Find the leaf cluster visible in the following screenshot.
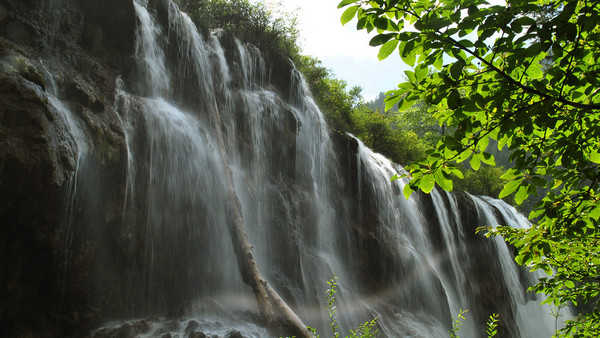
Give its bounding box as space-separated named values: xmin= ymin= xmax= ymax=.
xmin=449 ymin=309 xmax=468 ymax=338
xmin=449 ymin=311 xmax=500 ymax=337
xmin=485 ymin=313 xmax=499 ymax=338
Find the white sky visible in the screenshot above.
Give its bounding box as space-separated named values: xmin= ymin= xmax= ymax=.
xmin=267 ymin=0 xmax=506 ymax=101
xmin=268 ymin=0 xmax=411 ymax=101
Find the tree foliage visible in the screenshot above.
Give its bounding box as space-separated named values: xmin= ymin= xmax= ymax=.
xmin=175 ymin=0 xmax=300 ymax=57
xmin=455 ymin=165 xmax=505 ymax=197
xmin=338 ymin=0 xmax=600 ymax=335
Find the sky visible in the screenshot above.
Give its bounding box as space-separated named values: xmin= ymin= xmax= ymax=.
xmin=268 ymin=0 xmax=411 ymax=101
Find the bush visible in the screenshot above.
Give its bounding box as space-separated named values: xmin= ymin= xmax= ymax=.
xmin=175 ymin=0 xmax=300 ymax=58
xmin=455 ymin=166 xmax=505 ymax=198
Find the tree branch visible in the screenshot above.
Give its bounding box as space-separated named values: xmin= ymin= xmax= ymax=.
xmin=443 ymin=35 xmax=600 ymax=110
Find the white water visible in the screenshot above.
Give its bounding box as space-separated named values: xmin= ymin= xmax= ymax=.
xmin=354 ymin=137 xmax=464 ymax=336
xmin=134 ymin=0 xmax=170 ymax=97
xmin=472 ymin=195 xmax=572 ymax=337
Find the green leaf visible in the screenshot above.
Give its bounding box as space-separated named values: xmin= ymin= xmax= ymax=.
xmin=498 ymin=135 xmax=510 ymax=150
xmin=447 ymin=90 xmax=461 ymax=109
xmin=433 ymin=53 xmax=443 ymax=70
xmin=356 ymin=16 xmax=367 ymax=29
xmin=378 ymin=39 xmax=399 ymax=60
xmin=478 ymin=137 xmax=489 ymax=153
xmin=403 ymin=183 xmax=414 ymax=200
xmin=470 ymin=153 xmax=481 ymax=171
xmin=420 ymin=174 xmax=436 ymax=193
xmin=399 ymin=40 xmax=417 ymax=66
xmin=385 ymin=94 xmax=402 ymax=111
xmin=369 ymin=33 xmax=396 ymax=46
xmin=499 ymin=179 xmax=523 ymax=199
xmin=449 ymin=168 xmax=464 ymax=179
xmin=341 ymin=6 xmax=359 ymax=25
xmin=512 ymin=17 xmax=536 ymax=27
xmin=561 ymin=22 xmax=577 ymax=41
xmin=450 ymin=59 xmax=465 ymax=80
xmin=589 ymin=151 xmax=600 ymax=164
xmin=481 ymin=152 xmax=495 ymax=166
xmin=565 ymin=280 xmax=575 ymax=289
xmin=337 ymin=0 xmax=357 ymax=8
xmin=455 ymin=149 xmax=472 ymax=163
xmin=590 ymin=206 xmax=600 ymax=221
xmin=415 ymin=65 xmax=427 ymax=82
xmin=529 ymin=209 xmax=544 ymax=220
xmin=434 ymin=170 xmax=453 ymax=191
xmin=552 ymin=179 xmax=563 ymax=190
xmin=374 ymin=16 xmax=389 ymax=30
xmin=403 ymin=52 xmax=417 ymax=67
xmin=514 ymin=185 xmax=529 ymax=205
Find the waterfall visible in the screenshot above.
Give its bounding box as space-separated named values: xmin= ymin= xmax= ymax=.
xmin=24 ymin=0 xmax=561 ymax=336
xmin=354 ymin=137 xmax=461 ymax=337
xmin=470 ymin=195 xmax=572 ymax=337
xmin=352 ymin=138 xmax=562 ymax=337
xmin=35 ymin=60 xmax=90 ymax=310
xmin=133 ymin=0 xmax=170 ymax=97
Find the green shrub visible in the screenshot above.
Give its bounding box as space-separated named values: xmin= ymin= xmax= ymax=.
xmin=175 ymin=0 xmax=300 ymax=59
xmin=455 ymin=166 xmax=505 ymax=198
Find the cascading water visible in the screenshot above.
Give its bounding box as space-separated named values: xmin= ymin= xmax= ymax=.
xmin=133 ymin=0 xmax=170 ymax=97
xmin=351 ymin=138 xmax=564 ymax=337
xmin=17 ymin=0 xmax=563 ymax=336
xmin=35 ymin=59 xmax=90 ymax=311
xmin=470 ymin=195 xmax=572 ymax=337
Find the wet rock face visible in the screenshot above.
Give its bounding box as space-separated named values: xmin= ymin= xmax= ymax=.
xmin=0 ymin=0 xmax=132 ymax=336
xmin=78 ymin=0 xmax=136 ymax=68
xmin=0 ymin=54 xmax=74 ymax=336
xmin=0 ymin=4 xmax=7 ymax=22
xmin=225 ymin=330 xmax=245 ymax=338
xmin=92 ymin=320 xmax=152 ymax=338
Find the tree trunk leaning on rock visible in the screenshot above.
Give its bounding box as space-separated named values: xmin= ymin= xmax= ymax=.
xmin=210 ymin=108 xmax=312 ymax=338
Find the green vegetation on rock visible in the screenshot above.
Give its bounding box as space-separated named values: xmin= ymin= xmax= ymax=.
xmin=175 ymin=0 xmax=300 ymax=58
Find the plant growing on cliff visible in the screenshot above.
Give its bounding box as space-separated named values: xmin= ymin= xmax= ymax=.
xmin=449 ymin=309 xmax=468 ymax=338
xmin=338 ymin=0 xmax=600 ymax=335
xmin=308 ymin=277 xmax=379 ymax=338
xmin=449 ymin=311 xmax=500 ymax=338
xmin=485 ymin=313 xmax=499 ymax=337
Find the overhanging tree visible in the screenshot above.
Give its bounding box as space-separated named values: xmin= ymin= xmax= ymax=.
xmin=338 ymin=0 xmax=600 ymax=335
